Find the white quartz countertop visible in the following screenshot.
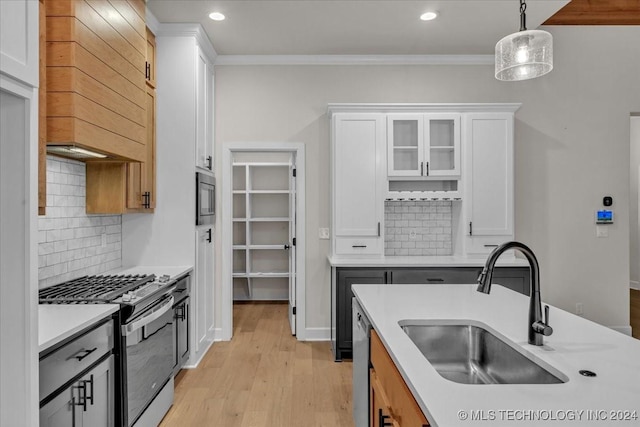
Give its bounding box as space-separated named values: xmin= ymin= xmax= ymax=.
xmin=112 ymin=265 xmax=193 ymax=280
xmin=353 ymin=284 xmax=640 ymax=426
xmin=328 ymin=255 xmax=528 ymax=267
xmin=39 ymin=304 xmax=119 ymax=353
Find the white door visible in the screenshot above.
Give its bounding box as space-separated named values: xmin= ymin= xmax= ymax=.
xmin=288 ymin=159 xmax=297 ymax=335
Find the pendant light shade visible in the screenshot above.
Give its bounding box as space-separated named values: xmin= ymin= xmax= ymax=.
xmin=495 ymin=0 xmax=553 ymax=81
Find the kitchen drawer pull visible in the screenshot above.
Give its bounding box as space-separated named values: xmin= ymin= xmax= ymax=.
xmin=426 ymin=278 xmax=445 ymax=282
xmin=352 ymin=245 xmax=367 ymax=248
xmin=484 ymin=244 xmax=499 ymax=248
xmin=71 ymin=347 xmax=98 ymax=362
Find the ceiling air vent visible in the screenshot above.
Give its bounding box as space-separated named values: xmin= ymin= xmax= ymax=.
xmin=46 ymin=145 xmax=108 ymax=160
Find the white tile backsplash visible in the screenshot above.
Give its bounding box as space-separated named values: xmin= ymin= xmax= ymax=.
xmin=38 ymin=156 xmax=122 ymax=288
xmin=384 ymin=200 xmax=453 ymax=256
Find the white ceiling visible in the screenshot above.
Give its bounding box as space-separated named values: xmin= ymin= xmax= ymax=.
xmin=146 ymin=0 xmax=569 ymax=56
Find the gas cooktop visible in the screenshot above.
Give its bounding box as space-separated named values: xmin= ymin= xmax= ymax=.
xmin=38 ymin=273 xmax=172 ymax=305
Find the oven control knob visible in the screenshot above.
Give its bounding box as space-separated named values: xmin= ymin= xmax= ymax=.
xmin=159 ymin=275 xmax=171 ymax=283
xmin=122 ymin=293 xmax=132 ymax=302
xmin=130 ymin=292 xmax=138 ymax=300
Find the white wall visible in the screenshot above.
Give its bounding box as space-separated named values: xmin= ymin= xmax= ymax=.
xmin=631 ymin=115 xmax=640 ymax=289
xmin=214 ymin=26 xmax=640 ymax=331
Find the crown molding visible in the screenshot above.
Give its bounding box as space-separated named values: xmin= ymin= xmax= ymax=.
xmin=145 ymin=7 xmax=160 ymax=34
xmin=156 ymin=23 xmax=218 ymax=63
xmin=214 ymin=54 xmax=494 ymax=66
xmin=326 ymin=103 xmax=522 ymax=116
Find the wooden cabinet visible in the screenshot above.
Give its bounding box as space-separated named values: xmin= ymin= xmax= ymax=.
xmin=145 ymin=27 xmax=156 ymax=88
xmin=464 ymin=113 xmax=515 ymax=255
xmin=332 ymin=268 xmax=389 ymax=360
xmin=387 ymin=114 xmax=460 ymax=178
xmin=45 ymin=0 xmax=147 ymax=162
xmin=330 ymin=113 xmax=386 ymax=256
xmin=370 ymin=330 xmax=429 ymax=427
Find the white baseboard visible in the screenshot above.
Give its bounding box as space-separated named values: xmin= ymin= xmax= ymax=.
xmin=630 ymin=281 xmax=640 ymax=290
xmin=184 ymin=338 xmax=215 ymax=369
xmin=610 ymin=325 xmax=632 ymax=336
xmin=303 ymin=327 xmax=331 ymax=341
xmin=212 ymin=327 xmax=225 ymax=341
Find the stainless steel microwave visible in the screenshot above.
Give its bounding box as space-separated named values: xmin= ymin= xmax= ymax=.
xmin=196 ymin=172 xmax=215 ymax=225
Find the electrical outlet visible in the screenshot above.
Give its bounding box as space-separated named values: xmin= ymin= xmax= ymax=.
xmin=409 ymin=230 xmax=417 ymax=240
xmin=101 ymin=233 xmax=107 ymax=248
xmin=319 ymin=228 xmax=330 ymax=240
xmin=576 ymin=302 xmax=584 ymax=316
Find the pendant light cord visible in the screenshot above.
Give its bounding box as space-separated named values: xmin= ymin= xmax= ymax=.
xmin=519 ymin=0 xmax=527 ymax=31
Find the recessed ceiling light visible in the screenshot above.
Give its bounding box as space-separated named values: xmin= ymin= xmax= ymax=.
xmin=420 ymin=12 xmax=438 ymax=21
xmin=209 ymin=12 xmax=225 ymax=21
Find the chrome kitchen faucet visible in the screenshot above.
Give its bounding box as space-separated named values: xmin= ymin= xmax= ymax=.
xmin=477 ymin=241 xmax=553 ymax=346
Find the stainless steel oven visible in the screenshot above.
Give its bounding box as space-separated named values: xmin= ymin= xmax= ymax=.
xmin=121 ymin=293 xmax=175 ymax=426
xmin=196 ymin=172 xmax=215 ymax=225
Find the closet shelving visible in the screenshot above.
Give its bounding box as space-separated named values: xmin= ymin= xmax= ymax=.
xmin=232 ymin=161 xmax=292 ymax=300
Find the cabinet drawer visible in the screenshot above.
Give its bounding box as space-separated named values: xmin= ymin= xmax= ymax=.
xmin=371 ymin=330 xmax=429 ymax=426
xmin=40 ymin=319 xmax=114 ymax=401
xmin=335 ymin=237 xmax=382 ymax=255
xmin=391 ymin=268 xmax=481 ymax=285
xmin=466 ymin=236 xmax=512 ymax=255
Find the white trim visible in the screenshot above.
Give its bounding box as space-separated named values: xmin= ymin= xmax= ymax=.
xmin=221 ymin=142 xmax=307 ymax=341
xmin=144 ymin=7 xmax=161 ymax=35
xmin=185 ymin=338 xmax=215 ymax=369
xmin=0 ymin=74 xmax=39 ymax=427
xmin=609 ymin=326 xmax=633 ymax=336
xmin=303 ymin=327 xmax=331 ymax=342
xmin=630 ymin=281 xmax=640 ymax=290
xmin=214 ymin=54 xmax=494 ymax=66
xmin=328 ymin=103 xmax=522 ymax=116
xmin=156 ymin=23 xmax=217 ymax=63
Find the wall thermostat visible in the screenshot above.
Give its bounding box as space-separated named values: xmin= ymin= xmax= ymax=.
xmin=603 ymin=196 xmax=613 ymax=207
xmin=596 ymin=210 xmax=613 ymax=224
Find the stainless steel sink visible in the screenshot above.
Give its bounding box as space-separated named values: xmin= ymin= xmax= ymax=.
xmin=400 ymin=321 xmax=567 ymax=385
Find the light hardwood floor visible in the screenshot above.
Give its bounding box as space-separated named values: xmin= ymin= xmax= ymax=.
xmin=631 ymin=289 xmax=640 ymax=340
xmin=159 ymin=303 xmax=354 ymax=427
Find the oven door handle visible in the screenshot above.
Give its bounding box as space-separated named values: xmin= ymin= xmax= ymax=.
xmin=122 ymin=295 xmax=175 ymax=336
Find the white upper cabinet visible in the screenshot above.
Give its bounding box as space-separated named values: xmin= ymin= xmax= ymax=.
xmin=331 ymin=113 xmax=385 ymax=256
xmin=464 ymin=112 xmax=515 ymax=255
xmin=387 ymin=114 xmax=460 ymax=178
xmin=0 ymin=0 xmax=38 ymax=87
xmin=195 ymin=47 xmax=214 ymax=172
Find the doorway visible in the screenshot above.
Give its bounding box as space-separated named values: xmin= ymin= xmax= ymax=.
xmin=221 ymin=143 xmax=306 ymax=340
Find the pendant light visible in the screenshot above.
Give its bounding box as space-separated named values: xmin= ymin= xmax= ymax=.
xmin=495 ymin=0 xmax=553 ymax=81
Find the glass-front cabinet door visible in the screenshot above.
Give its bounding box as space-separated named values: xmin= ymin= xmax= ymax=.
xmin=425 ymin=114 xmax=460 ymax=176
xmin=387 ymin=114 xmax=424 ymax=176
xmin=387 ymin=113 xmax=460 ymax=177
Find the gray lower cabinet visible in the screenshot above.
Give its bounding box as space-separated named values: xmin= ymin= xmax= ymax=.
xmin=332 ymin=268 xmax=389 ymax=361
xmin=40 ymin=355 xmax=115 ymax=427
xmin=390 ymin=267 xmax=530 ymax=296
xmin=173 ymin=296 xmax=190 ymax=375
xmin=332 ymin=266 xmax=530 ymax=360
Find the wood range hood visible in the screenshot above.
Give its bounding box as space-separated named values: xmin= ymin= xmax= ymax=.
xmin=44 ymin=0 xmax=147 ymax=163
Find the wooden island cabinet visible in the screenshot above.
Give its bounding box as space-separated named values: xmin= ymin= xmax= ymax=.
xmin=371 ymin=330 xmax=429 ymax=427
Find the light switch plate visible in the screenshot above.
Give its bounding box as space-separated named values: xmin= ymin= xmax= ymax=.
xmin=319 ymin=228 xmax=330 ymax=240
xmin=596 ymin=226 xmax=608 ymax=238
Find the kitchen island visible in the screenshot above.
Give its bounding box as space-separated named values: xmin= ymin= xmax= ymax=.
xmin=353 ymin=284 xmax=640 ymax=426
